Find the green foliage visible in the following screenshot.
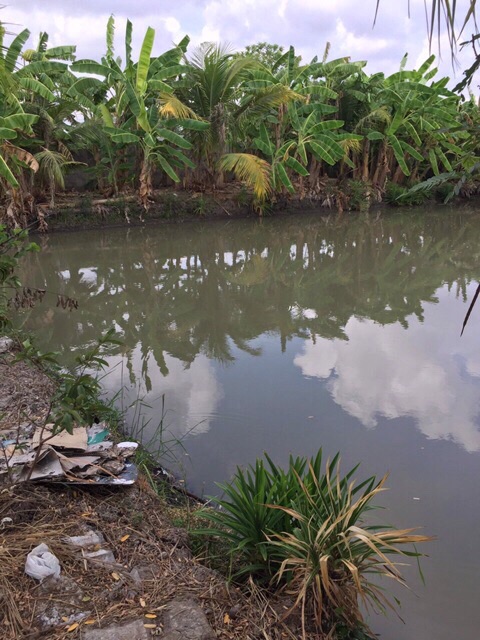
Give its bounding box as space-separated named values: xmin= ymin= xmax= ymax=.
xmin=196 ymin=450 xmax=431 ymax=637
xmin=50 ymin=329 xmax=121 ymax=433
xmin=0 ymin=224 xmax=39 ymax=330
xmin=17 ymin=328 xmax=121 ymax=435
xmin=385 ymin=182 xmax=431 ymax=206
xmin=1 ymin=12 xmax=480 ymax=223
xmin=345 ymin=180 xmax=371 ymax=212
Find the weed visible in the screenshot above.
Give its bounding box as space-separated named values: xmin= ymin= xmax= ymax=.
xmin=195 ymin=449 xmax=432 ymax=638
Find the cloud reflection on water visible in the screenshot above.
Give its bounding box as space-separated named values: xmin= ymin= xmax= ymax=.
xmin=294 ymin=293 xmax=480 ymax=452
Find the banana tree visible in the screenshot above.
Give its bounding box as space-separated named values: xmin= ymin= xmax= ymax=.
xmin=71 ymin=17 xmax=205 ymax=208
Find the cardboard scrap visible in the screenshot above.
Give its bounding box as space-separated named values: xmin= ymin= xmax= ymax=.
xmin=32 ymin=424 xmax=88 ymax=451
xmin=1 ymin=421 xmax=138 ymax=486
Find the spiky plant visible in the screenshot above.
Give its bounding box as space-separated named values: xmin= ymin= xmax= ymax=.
xmin=197 ymin=450 xmax=432 ymax=638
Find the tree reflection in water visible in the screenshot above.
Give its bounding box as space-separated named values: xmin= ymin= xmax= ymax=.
xmin=20 ymin=210 xmax=480 ymax=390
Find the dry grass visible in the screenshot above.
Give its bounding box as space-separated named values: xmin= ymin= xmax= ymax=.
xmin=0 ymin=480 xmax=309 ymax=640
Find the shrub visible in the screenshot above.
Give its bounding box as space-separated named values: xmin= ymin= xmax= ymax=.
xmin=197 ymin=450 xmax=431 ymax=638
xmin=384 ymin=182 xmax=429 ymax=206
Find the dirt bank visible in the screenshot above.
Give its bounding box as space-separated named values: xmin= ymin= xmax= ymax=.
xmin=0 ymin=342 xmax=311 ymax=640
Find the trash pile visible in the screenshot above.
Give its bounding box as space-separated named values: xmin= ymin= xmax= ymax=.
xmin=0 ymin=421 xmax=138 ymax=484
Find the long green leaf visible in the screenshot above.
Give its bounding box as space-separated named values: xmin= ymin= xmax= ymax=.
xmin=110 ymin=132 xmax=141 ymax=144
xmin=156 ymin=153 xmax=180 ymax=181
xmin=285 ymin=156 xmax=309 ymax=176
xmin=275 ymin=162 xmax=295 ymax=192
xmin=18 ymin=77 xmax=55 ymax=102
xmin=0 ymin=154 xmax=19 ymax=187
xmin=71 ymin=60 xmax=120 ymax=79
xmin=6 ymin=28 xmax=30 ymax=72
xmin=0 ymin=128 xmax=17 ymax=140
xmin=156 ymin=128 xmax=192 ymax=149
xmin=125 ymin=19 xmax=133 ymax=67
xmin=0 ymin=114 xmax=38 ymax=131
xmin=136 ymin=26 xmax=155 ymax=95
xmin=389 ymin=134 xmax=410 ymax=175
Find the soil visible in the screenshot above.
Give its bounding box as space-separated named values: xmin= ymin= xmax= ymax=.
xmin=33 ymin=185 xmax=339 ymax=233
xmin=0 ymin=343 xmax=312 ymax=640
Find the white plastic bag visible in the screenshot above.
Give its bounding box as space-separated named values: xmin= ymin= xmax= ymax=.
xmin=25 ymin=543 xmax=61 ymax=581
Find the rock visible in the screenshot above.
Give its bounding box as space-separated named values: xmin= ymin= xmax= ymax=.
xmin=0 ymin=337 xmax=13 ymax=354
xmin=82 ymin=619 xmax=149 ymax=640
xmin=162 ymin=598 xmax=215 ymax=640
xmin=36 ymin=575 xmax=89 ymax=629
xmin=129 ymin=563 xmax=163 ymax=585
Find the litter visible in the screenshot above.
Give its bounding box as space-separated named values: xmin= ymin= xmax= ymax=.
xmin=65 ymin=529 xmax=116 ymax=565
xmin=25 ymin=543 xmax=61 ymax=581
xmin=0 ymin=421 xmax=138 ymax=486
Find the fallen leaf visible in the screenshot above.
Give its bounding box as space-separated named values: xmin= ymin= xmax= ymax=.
xmin=145 ymin=613 xmax=157 ymax=619
xmin=81 ymin=596 xmax=91 ymax=602
xmin=144 ymin=624 xmax=157 ymax=629
xmin=62 ymin=617 xmax=69 ymax=622
xmin=224 ymin=613 xmax=231 ymax=625
xmin=67 ymin=623 xmax=79 ymax=632
xmin=84 ymin=620 xmax=95 ymax=625
xmin=111 ymin=572 xmax=121 ymax=581
xmin=139 ymin=597 xmax=146 ymax=608
xmin=120 ymin=534 xmax=130 ymax=542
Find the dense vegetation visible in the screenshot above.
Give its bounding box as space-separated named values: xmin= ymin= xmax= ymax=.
xmin=1 ymin=16 xmax=480 ymax=227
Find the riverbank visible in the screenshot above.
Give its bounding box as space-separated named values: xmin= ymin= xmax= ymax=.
xmin=0 ymin=339 xmax=312 ymax=640
xmin=36 ymin=186 xmax=328 ymax=233
xmin=27 ymin=182 xmax=468 ymax=234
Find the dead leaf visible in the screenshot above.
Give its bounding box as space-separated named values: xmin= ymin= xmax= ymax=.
xmin=82 ymin=596 xmax=91 ymax=602
xmin=120 ymin=534 xmax=130 ymax=542
xmin=224 ymin=613 xmax=231 ymax=625
xmin=139 ymin=597 xmax=146 ymax=607
xmin=62 ymin=617 xmax=69 ymax=622
xmin=144 ymin=624 xmax=157 ymax=629
xmin=67 ymin=623 xmax=79 ymax=632
xmin=145 ymin=613 xmax=157 ymax=619
xmin=84 ymin=620 xmax=95 ymax=625
xmin=111 ymin=572 xmax=121 ymax=581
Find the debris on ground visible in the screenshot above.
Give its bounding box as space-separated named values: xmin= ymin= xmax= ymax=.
xmin=0 ymin=421 xmax=139 ymax=485
xmin=25 ymin=542 xmax=61 ymax=581
xmin=1 ymin=339 xmax=311 ymax=640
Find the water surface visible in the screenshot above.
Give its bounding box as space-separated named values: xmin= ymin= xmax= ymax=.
xmin=21 ymin=209 xmax=480 ymax=639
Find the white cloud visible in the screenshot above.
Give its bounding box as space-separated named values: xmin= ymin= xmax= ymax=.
xmin=2 ymin=1 xmax=477 ymax=89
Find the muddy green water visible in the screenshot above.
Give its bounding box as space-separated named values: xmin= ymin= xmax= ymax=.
xmin=20 ymin=209 xmax=480 ymax=638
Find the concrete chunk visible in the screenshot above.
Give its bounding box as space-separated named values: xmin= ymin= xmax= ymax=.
xmin=82 ymin=619 xmax=149 ymax=640
xmin=163 ymin=598 xmax=215 ymax=640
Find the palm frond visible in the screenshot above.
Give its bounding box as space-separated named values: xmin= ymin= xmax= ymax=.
xmin=218 ymin=153 xmax=272 ymax=201
xmin=158 ymin=92 xmax=199 ymax=120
